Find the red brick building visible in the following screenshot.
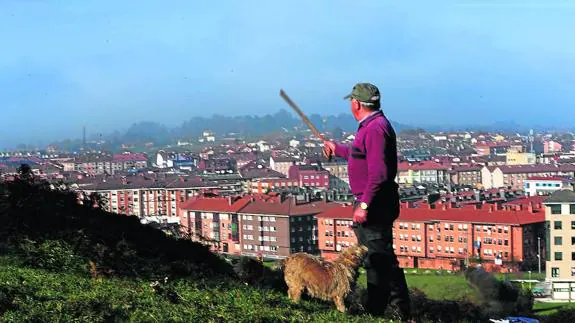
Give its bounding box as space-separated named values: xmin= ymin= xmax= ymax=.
xmin=237 ymin=196 xmax=334 ymax=259
xmin=179 ymin=196 xmax=251 ymax=254
xmin=317 ymin=202 xmax=545 ymax=271
xmin=288 ymin=165 xmax=330 ymax=190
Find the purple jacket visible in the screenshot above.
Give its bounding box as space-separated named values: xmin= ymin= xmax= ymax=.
xmin=334 ymin=111 xmax=399 ymax=221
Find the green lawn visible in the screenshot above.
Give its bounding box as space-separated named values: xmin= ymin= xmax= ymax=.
xmin=533 ymin=302 xmax=575 ymax=316
xmin=356 ymin=269 xmax=475 ymax=301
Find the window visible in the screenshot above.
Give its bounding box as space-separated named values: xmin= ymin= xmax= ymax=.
xmin=555 ymin=252 xmax=563 ymax=261
xmin=571 ymin=204 xmax=575 ymax=215
xmin=572 ymin=221 xmax=575 ymax=230
xmin=552 ymin=267 xmax=560 ymax=278
xmin=555 ymin=237 xmax=563 ymax=245
xmin=555 ymin=221 xmax=563 ymax=230
xmin=572 ymin=237 xmax=575 ymax=245
xmin=572 ymin=253 xmax=575 ymax=261
xmin=572 ymin=268 xmax=575 ymax=277
xmin=551 ymin=205 xmax=562 ymax=215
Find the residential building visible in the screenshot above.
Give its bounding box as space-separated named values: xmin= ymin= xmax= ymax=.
xmin=317 ymin=202 xmax=545 ymax=271
xmin=544 ymin=190 xmax=575 ymax=300
xmin=321 ymin=159 xmax=350 ymax=192
xmin=475 ymin=142 xmax=510 ymax=156
xmin=198 ymin=158 xmax=237 ymax=174
xmin=81 ymin=174 xmax=219 ymax=221
xmin=544 ymin=140 xmax=563 ymax=154
xmin=397 ymin=161 xmax=449 ymax=186
xmin=179 ymin=196 xmax=251 ymax=254
xmin=237 ymin=196 xmax=333 ymax=259
xmin=57 ymin=153 xmax=148 ymax=175
xmin=450 ymin=165 xmax=482 ymax=187
xmin=481 ymin=165 xmax=575 ymax=190
xmin=269 ymin=156 xmax=295 ymax=176
xmin=288 ymin=165 xmax=330 ymax=190
xmin=506 ymin=152 xmax=536 ymax=165
xmin=524 ymin=177 xmax=573 ymax=197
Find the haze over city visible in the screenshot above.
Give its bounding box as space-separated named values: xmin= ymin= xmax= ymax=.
xmin=1 ymin=1 xmax=575 ymax=148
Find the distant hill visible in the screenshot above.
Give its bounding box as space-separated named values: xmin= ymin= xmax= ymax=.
xmin=45 ymin=109 xmax=412 ymax=150
xmin=116 ymin=109 xmax=411 ymax=145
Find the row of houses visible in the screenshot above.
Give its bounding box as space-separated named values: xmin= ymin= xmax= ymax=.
xmin=56 ymin=153 xmax=149 ymax=175
xmin=176 ymin=193 xmax=550 ymax=271
xmin=394 ymin=161 xmax=575 ymax=191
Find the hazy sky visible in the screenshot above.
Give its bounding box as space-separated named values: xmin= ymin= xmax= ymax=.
xmin=1 ymin=1 xmax=574 ymax=148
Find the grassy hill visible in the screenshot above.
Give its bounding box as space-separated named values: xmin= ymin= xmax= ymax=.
xmin=0 ymin=168 xmax=573 ymax=322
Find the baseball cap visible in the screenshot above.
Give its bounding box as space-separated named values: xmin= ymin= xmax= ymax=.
xmin=343 ymin=83 xmax=381 ymax=103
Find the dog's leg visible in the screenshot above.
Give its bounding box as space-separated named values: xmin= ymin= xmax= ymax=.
xmin=334 ymin=296 xmax=346 ymax=313
xmin=288 ymin=286 xmax=303 ymax=303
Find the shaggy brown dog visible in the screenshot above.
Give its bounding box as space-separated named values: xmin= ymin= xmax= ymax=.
xmin=283 ymin=244 xmax=368 ymax=312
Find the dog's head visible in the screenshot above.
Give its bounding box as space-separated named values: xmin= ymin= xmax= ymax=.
xmin=338 ymin=244 xmax=368 ymax=268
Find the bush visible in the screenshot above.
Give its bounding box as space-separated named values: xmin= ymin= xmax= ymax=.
xmin=17 ymin=239 xmax=86 ymax=273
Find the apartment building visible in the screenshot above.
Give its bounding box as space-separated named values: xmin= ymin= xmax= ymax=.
xmin=544 ymin=190 xmax=575 ymax=300
xmin=81 ymin=175 xmax=218 ymax=222
xmin=237 ymin=196 xmax=333 ymax=259
xmin=475 ymin=142 xmax=510 ymax=156
xmin=524 ymin=177 xmax=572 ymax=197
xmin=322 ymin=159 xmax=350 ymax=191
xmin=450 ymin=165 xmax=483 ymax=187
xmin=60 ymin=153 xmax=148 ymax=175
xmin=179 ymin=196 xmax=251 ymax=255
xmin=288 ymin=165 xmax=330 ymax=190
xmin=269 ymin=156 xmax=296 ymax=176
xmin=397 ymin=161 xmax=449 ymax=186
xmin=481 ymin=165 xmax=575 ymax=190
xmin=506 ymin=152 xmax=536 ymax=165
xmin=317 ymin=202 xmax=545 ymax=271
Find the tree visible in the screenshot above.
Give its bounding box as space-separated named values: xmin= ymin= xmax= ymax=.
xmin=17 ymin=164 xmax=33 ymax=182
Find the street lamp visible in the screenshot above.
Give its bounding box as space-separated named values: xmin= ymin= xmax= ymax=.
xmin=537 ymin=236 xmax=542 ymax=274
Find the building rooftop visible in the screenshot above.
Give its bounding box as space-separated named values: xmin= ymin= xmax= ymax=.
xmin=180 ymin=196 xmax=252 ymax=213
xmin=398 ymin=161 xmax=448 ymax=171
xmin=544 ymin=190 xmax=575 ymax=204
xmin=499 ymin=164 xmax=575 ymax=174
xmin=239 ymin=196 xmax=336 ymax=216
xmin=525 ymin=176 xmax=572 ymax=182
xmin=317 ymin=203 xmax=544 ymax=226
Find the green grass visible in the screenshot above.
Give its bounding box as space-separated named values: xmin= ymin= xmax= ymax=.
xmin=0 ymin=257 xmax=389 ymax=323
xmin=533 ymin=302 xmax=575 ymax=316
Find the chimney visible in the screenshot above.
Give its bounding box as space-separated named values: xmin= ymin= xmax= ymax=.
xmin=475 ymin=191 xmax=481 ymax=202
xmin=489 ymin=205 xmax=494 ymax=213
xmin=528 ymin=202 xmax=534 ymax=213
xmin=228 ymin=196 xmax=233 ymax=206
xmin=305 ymin=192 xmax=311 ymax=203
xmin=499 ymin=189 xmax=506 ymax=200
xmin=442 ymin=204 xmax=447 ymax=211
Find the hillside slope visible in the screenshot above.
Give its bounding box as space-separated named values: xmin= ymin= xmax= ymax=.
xmin=0 ymin=170 xmax=571 ymax=322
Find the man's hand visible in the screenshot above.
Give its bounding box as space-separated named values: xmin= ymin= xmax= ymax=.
xmin=353 ymin=207 xmax=368 ymax=224
xmin=323 ymin=140 xmax=336 ymax=159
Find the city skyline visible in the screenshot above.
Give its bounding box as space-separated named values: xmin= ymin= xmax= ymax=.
xmin=2 ymin=1 xmax=575 ymax=148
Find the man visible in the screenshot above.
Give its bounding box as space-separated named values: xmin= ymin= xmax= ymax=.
xmin=323 ymin=83 xmax=410 ymax=319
